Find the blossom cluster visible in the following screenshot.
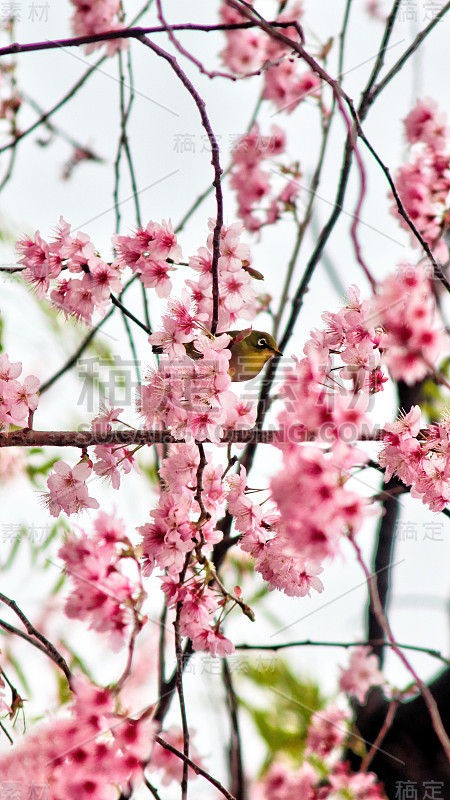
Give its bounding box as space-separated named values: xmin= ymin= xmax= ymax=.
xmin=70 ymin=0 xmax=128 ymax=56
xmin=0 ymin=352 xmax=39 ymax=430
xmin=113 ymin=218 xmax=182 ymax=299
xmin=0 ymin=676 xmax=154 ymax=798
xmin=372 ymin=264 xmax=446 ymax=383
xmin=379 ymin=405 xmax=450 ymax=512
xmin=43 ymin=399 xmax=141 ymax=511
xmin=17 ymin=217 xmax=122 ymax=325
xmin=137 ymin=222 xmax=260 ymax=442
xmin=139 ymin=332 xmax=256 ymax=443
xmin=18 ymin=215 xmax=261 ymax=334
xmin=268 ymin=265 xmax=446 ymax=570
xmin=276 ymin=264 xmax=445 ymax=450
xmin=257 ymin=648 xmax=387 ymax=800
xmin=220 ymin=1 xmax=322 ymax=113
xmin=187 ymin=219 xmax=259 ymax=329
xmin=91 ymin=401 xmax=141 ymax=489
xmin=44 ymin=460 xmax=100 ymax=516
xmin=230 ymin=123 xmax=301 ymax=231
xmin=338 ymin=645 xmax=385 ymax=703
xmin=138 ymin=442 xmax=235 ymax=657
xmin=116 ymin=218 xmax=259 ymax=330
xmin=259 ymin=759 xmax=385 ymax=800
xmin=58 ymin=511 xmax=145 ymax=650
xmin=0 ymin=448 xmax=25 ymax=482
xmin=394 ymin=98 xmax=450 ymax=261
xmin=270 ymin=443 xmax=368 ymax=569
xmin=227 ymin=465 xmax=325 ymax=598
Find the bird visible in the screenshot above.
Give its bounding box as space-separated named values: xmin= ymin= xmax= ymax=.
xmin=152 ymin=329 xmax=282 ymax=382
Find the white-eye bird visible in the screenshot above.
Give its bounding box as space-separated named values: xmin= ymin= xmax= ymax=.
xmin=153 ymin=329 xmax=282 ymax=382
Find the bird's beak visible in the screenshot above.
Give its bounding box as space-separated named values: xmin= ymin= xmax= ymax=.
xmin=273 ymin=347 xmax=283 ymax=356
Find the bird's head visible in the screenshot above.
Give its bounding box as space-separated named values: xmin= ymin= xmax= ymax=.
xmin=228 ymin=329 xmax=283 ymax=381
xmin=246 ymin=330 xmax=283 ymax=358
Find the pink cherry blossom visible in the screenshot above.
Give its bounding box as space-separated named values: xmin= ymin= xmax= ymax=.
xmin=0 ymin=674 xmax=154 ymax=795
xmin=339 ymin=646 xmax=385 ymax=703
xmin=305 ymin=704 xmax=349 ymax=757
xmin=59 ymin=512 xmax=143 ymax=649
xmin=45 ymin=460 xmax=100 ymax=517
xmin=0 ymin=356 xmax=40 ymax=430
xmin=404 ymin=97 xmax=448 ymax=150
xmin=394 ymin=100 xmax=450 ymax=258
xmin=230 ymin=123 xmax=295 ymax=230
xmin=70 ymin=0 xmax=129 ymax=56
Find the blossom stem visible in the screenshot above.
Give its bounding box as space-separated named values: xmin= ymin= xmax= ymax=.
xmin=360 ymin=698 xmax=399 ymax=772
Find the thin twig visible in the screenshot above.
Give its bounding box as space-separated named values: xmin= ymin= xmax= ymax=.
xmin=0 ymin=21 xmax=302 ymax=60
xmin=235 ymin=639 xmax=450 ymax=667
xmin=0 ymin=617 xmax=60 ymax=661
xmin=352 ymin=119 xmax=450 ymax=293
xmin=158 ymin=601 xmax=167 ymax=698
xmin=110 ymin=293 xmax=152 ymax=335
xmin=155 ymin=735 xmax=237 ymax=800
xmin=338 ymin=0 xmax=354 ymax=80
xmin=143 ymin=776 xmax=163 ymax=800
xmin=359 ymin=0 xmax=402 ymax=110
xmin=360 ymin=698 xmax=399 ymax=772
xmin=194 ymin=442 xmax=211 ymax=527
xmin=136 ymin=33 xmax=223 ymax=335
xmin=223 ymin=659 xmax=246 ymax=800
xmin=0 ymin=593 xmax=72 ymax=686
xmin=173 ymin=554 xmax=192 ymax=800
xmin=369 ymin=2 xmax=450 ymax=104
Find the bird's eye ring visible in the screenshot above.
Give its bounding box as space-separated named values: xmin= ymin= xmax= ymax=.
xmin=257 ymin=337 xmax=268 ymax=348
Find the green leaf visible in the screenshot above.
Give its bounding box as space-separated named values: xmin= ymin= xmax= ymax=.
xmin=139 ymin=458 xmax=161 ymax=487
xmin=234 ymin=657 xmax=324 ymax=772
xmin=56 ymin=671 xmax=73 ymax=706
xmin=5 ymin=651 xmax=31 ymax=695
xmin=1 ymin=531 xmax=23 ymax=570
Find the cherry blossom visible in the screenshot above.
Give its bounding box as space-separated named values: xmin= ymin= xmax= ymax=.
xmin=0 ymin=355 xmax=39 ymax=430
xmin=305 ymin=704 xmax=349 ymax=757
xmin=339 ymin=646 xmax=385 ymax=704
xmin=59 ymin=511 xmax=144 ymax=650
xmin=44 ymin=460 xmax=100 ymax=517
xmin=70 ymin=0 xmax=129 ymax=56
xmin=0 ymin=675 xmax=154 ymax=797
xmin=220 ymin=1 xmax=320 ymax=116
xmin=394 ymin=99 xmax=450 ymax=259
xmin=230 ymin=123 xmax=300 ymax=230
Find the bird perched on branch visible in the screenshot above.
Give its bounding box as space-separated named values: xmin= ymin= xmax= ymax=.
xmin=152 ymin=329 xmax=282 ymax=382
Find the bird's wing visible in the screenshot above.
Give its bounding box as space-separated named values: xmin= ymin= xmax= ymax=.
xmin=227 ymin=328 xmax=252 ymax=347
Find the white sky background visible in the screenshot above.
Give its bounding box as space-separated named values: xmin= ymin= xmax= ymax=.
xmin=0 ymin=0 xmax=449 ymax=794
